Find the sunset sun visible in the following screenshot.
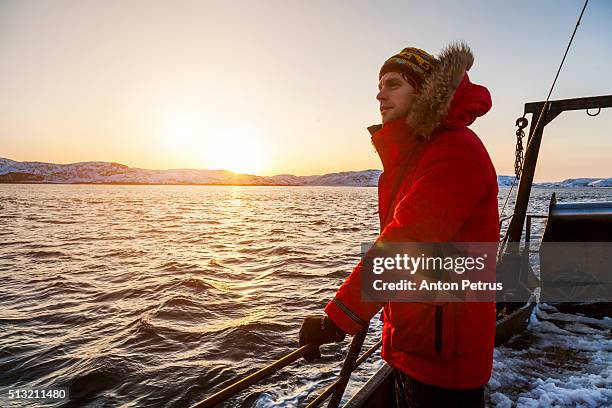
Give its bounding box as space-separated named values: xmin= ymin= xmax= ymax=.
xmin=204 ymin=123 xmax=266 ymax=174
xmin=162 ymin=112 xmax=267 ymax=174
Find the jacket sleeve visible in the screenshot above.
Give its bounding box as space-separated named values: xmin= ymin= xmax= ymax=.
xmin=324 ymin=133 xmax=493 ymax=335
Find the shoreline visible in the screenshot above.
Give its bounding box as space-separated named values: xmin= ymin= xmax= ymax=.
xmin=0 ymin=181 xmax=375 ymax=187
xmin=0 ymin=181 xmax=610 ymax=188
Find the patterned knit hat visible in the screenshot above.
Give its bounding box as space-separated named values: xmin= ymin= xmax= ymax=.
xmin=379 ymin=47 xmax=438 ymax=89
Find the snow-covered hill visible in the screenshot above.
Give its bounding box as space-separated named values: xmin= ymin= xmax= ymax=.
xmin=0 ymin=157 xmax=284 ymax=185
xmin=536 ymin=178 xmax=612 ymax=188
xmin=497 ymin=175 xmax=518 ymax=186
xmin=304 ymin=170 xmax=382 ymax=187
xmin=0 ymin=157 xmax=378 ymax=186
xmin=0 ymin=157 xmax=609 ymax=187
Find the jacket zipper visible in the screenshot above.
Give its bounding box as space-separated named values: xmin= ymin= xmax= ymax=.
xmin=435 ymin=306 xmax=443 ymax=355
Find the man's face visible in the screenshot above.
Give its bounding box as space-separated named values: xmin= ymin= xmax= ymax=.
xmin=377 ymin=72 xmax=416 ymax=124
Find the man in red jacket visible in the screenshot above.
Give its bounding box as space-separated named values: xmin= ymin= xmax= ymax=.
xmin=299 ymin=43 xmax=499 ymax=407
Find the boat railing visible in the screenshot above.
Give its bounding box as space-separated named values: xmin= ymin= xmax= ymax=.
xmin=500 ymin=212 xmax=549 ymax=254
xmin=499 ymin=214 xmax=514 ymax=230
xmin=524 ymin=214 xmax=548 ymax=252
xmin=192 ymin=328 xmax=382 ymax=408
xmin=519 ymin=214 xmax=549 ymax=290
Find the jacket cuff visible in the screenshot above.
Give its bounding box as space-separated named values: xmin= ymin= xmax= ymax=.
xmin=324 ymin=297 xmax=367 ymax=335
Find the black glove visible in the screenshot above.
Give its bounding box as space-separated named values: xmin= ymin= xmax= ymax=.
xmin=298 ymin=315 xmax=346 ymax=362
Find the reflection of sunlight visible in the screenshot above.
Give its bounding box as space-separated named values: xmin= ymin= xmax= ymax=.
xmin=228 ymin=186 xmax=244 ymax=207
xmin=201 ymin=307 xmax=271 ymax=334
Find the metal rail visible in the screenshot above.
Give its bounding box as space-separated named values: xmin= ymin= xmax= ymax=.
xmin=326 ymin=328 xmax=367 ymax=408
xmin=192 ymin=344 xmax=318 ymax=408
xmin=192 ymin=336 xmax=383 ymax=408
xmin=305 ymin=338 xmax=382 ymax=408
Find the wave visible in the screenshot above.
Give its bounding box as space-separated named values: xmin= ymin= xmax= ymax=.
xmin=157 ymin=261 xmax=201 ymax=272
xmin=322 ymin=226 xmax=361 ymax=233
xmin=126 ymin=316 xmax=205 ymax=345
xmin=159 ymin=295 xmax=201 ymax=309
xmin=38 ymin=219 xmax=80 ymax=224
xmin=61 ymin=356 xmax=137 ymax=402
xmin=180 ymin=276 xmax=230 ymax=293
xmin=0 ymin=240 xmax=31 ymax=247
xmin=92 ymin=249 xmax=148 ymax=259
xmin=22 ymin=250 xmax=67 ymax=258
xmin=208 ymin=258 xmax=225 ymax=268
xmin=0 ymin=309 xmax=94 ymax=326
xmin=237 ymin=245 xmax=313 ymax=257
xmin=91 ymin=287 xmax=139 ymax=303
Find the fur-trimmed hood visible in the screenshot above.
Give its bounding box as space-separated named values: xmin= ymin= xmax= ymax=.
xmin=368 ymin=42 xmax=491 ymax=140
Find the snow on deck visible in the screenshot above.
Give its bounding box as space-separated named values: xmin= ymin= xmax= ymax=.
xmin=488 ymin=304 xmax=611 ymax=407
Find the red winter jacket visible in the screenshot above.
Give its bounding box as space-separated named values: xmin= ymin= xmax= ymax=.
xmin=324 ymin=49 xmax=499 ymax=390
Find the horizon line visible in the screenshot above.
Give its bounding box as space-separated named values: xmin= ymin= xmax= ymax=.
xmin=1 ymin=156 xmax=610 ymax=183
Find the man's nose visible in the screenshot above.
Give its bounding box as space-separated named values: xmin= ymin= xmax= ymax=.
xmin=376 ymin=89 xmax=385 ymax=101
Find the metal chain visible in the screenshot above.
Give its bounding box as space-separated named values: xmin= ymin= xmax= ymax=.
xmin=499 ymin=116 xmax=529 ymax=226
xmin=514 ymin=117 xmax=528 ymax=178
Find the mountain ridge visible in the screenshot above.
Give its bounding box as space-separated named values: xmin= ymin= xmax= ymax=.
xmin=0 ymin=157 xmax=610 ymax=187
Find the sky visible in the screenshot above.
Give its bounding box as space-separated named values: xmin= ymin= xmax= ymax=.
xmin=1 ymin=0 xmax=611 ymax=181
